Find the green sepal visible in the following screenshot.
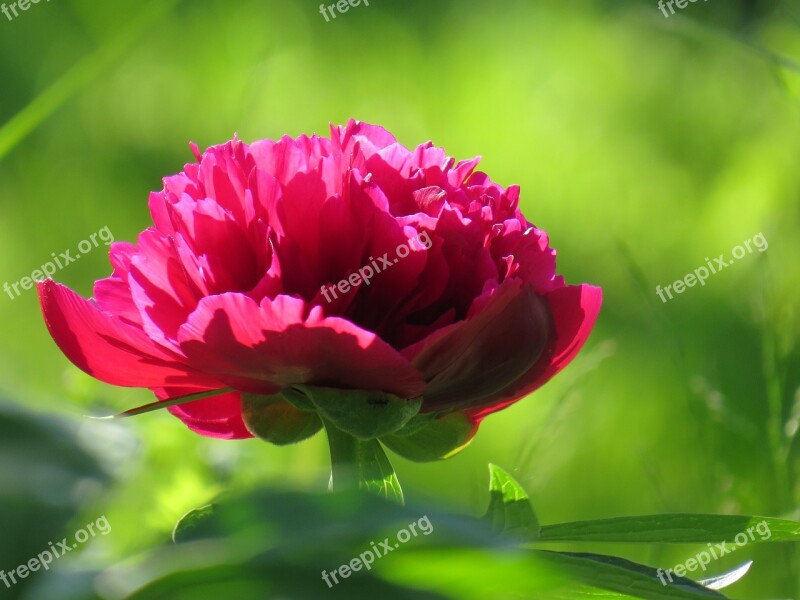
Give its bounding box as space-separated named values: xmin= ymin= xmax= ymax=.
xmin=295 ymin=385 xmax=422 ymax=440
xmin=241 ymin=392 xmax=322 ymax=445
xmin=380 ymin=411 xmax=476 ymax=462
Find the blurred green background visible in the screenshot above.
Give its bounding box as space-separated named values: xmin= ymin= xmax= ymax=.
xmin=1 ymin=0 xmax=799 ymax=597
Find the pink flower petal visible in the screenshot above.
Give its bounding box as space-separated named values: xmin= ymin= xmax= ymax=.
xmin=152 ymin=387 xmax=253 ymax=440
xmin=178 ymin=293 xmax=425 ymax=398
xmin=38 ymin=280 xmax=219 ymax=389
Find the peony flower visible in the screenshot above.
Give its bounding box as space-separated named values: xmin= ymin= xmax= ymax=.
xmin=38 ymin=120 xmax=601 ymax=464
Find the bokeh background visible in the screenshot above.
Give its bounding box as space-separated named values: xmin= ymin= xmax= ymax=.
xmin=1 ymin=0 xmax=799 ymax=597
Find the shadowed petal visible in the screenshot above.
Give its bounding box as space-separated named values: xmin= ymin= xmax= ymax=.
xmin=407 ymin=280 xmax=551 ymax=411
xmin=467 ymin=284 xmax=602 ymax=421
xmin=178 ymin=293 xmax=425 ymax=398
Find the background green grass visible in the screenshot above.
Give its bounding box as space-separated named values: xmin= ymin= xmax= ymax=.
xmin=1 ymin=0 xmax=799 ymax=597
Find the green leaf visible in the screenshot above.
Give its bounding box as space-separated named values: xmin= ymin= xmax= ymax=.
xmin=531 ymin=551 xmax=731 ymax=599
xmin=553 ymin=552 xmax=725 ymax=596
xmin=128 ymin=563 xmax=444 ymax=600
xmin=241 ymin=392 xmax=322 ymax=445
xmin=96 ymin=489 xmax=484 ymax=599
xmin=297 ymin=385 xmax=422 ymax=440
xmin=44 ymin=485 xmax=748 ymax=600
xmin=381 ymin=411 xmax=476 ymax=462
xmin=483 ymin=464 xmax=539 ymax=539
xmin=173 ymin=504 xmax=216 ymax=543
xmin=383 ymin=547 xmax=734 ymax=600
xmin=538 ymin=514 xmax=800 ymax=544
xmin=0 ymin=402 xmax=110 ymax=599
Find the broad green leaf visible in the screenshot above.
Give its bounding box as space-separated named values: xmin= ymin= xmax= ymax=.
xmin=383 ymin=548 xmax=734 ymax=600
xmin=298 ymin=385 xmax=422 ymax=440
xmin=127 ymin=562 xmax=446 ymax=600
xmin=530 ymin=551 xmax=732 ymax=599
xmin=563 ymin=556 xmax=757 ymax=594
xmin=554 ymin=552 xmax=725 ymax=597
xmin=539 ymin=514 xmax=800 ymax=543
xmin=241 ymin=392 xmax=322 ymax=445
xmin=0 ymin=402 xmax=109 ymax=600
xmin=78 ymin=490 xmax=493 ymax=600
xmin=37 ymin=485 xmax=747 ymax=600
xmin=483 ymin=464 xmax=539 ymax=539
xmin=381 ymin=411 xmax=476 ymax=462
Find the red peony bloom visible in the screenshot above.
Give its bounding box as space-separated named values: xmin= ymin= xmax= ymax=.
xmin=38 ymin=121 xmax=601 ymax=458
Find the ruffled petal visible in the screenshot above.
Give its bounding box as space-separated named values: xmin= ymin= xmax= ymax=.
xmin=38 ymin=280 xmax=219 ymax=389
xmin=178 ymin=293 xmax=425 ymax=398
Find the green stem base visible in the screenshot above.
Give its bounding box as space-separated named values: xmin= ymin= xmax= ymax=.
xmin=322 ymin=418 xmax=404 ymax=504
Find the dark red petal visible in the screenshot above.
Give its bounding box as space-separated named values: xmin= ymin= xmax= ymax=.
xmin=467 ymin=283 xmax=603 ymax=421
xmin=408 ymin=280 xmax=551 ymax=411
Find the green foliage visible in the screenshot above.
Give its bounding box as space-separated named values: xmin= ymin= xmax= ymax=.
xmin=539 ymin=515 xmax=800 ymax=544
xmin=0 ymin=402 xmax=109 ymax=599
xmin=35 ymin=465 xmax=800 ymax=599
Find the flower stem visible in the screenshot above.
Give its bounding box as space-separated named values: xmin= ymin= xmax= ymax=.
xmin=322 ymin=418 xmax=404 ymax=504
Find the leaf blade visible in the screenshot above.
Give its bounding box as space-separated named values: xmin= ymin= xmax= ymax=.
xmin=539 ymin=514 xmax=800 ymax=544
xmin=483 ymin=464 xmax=539 ymax=539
